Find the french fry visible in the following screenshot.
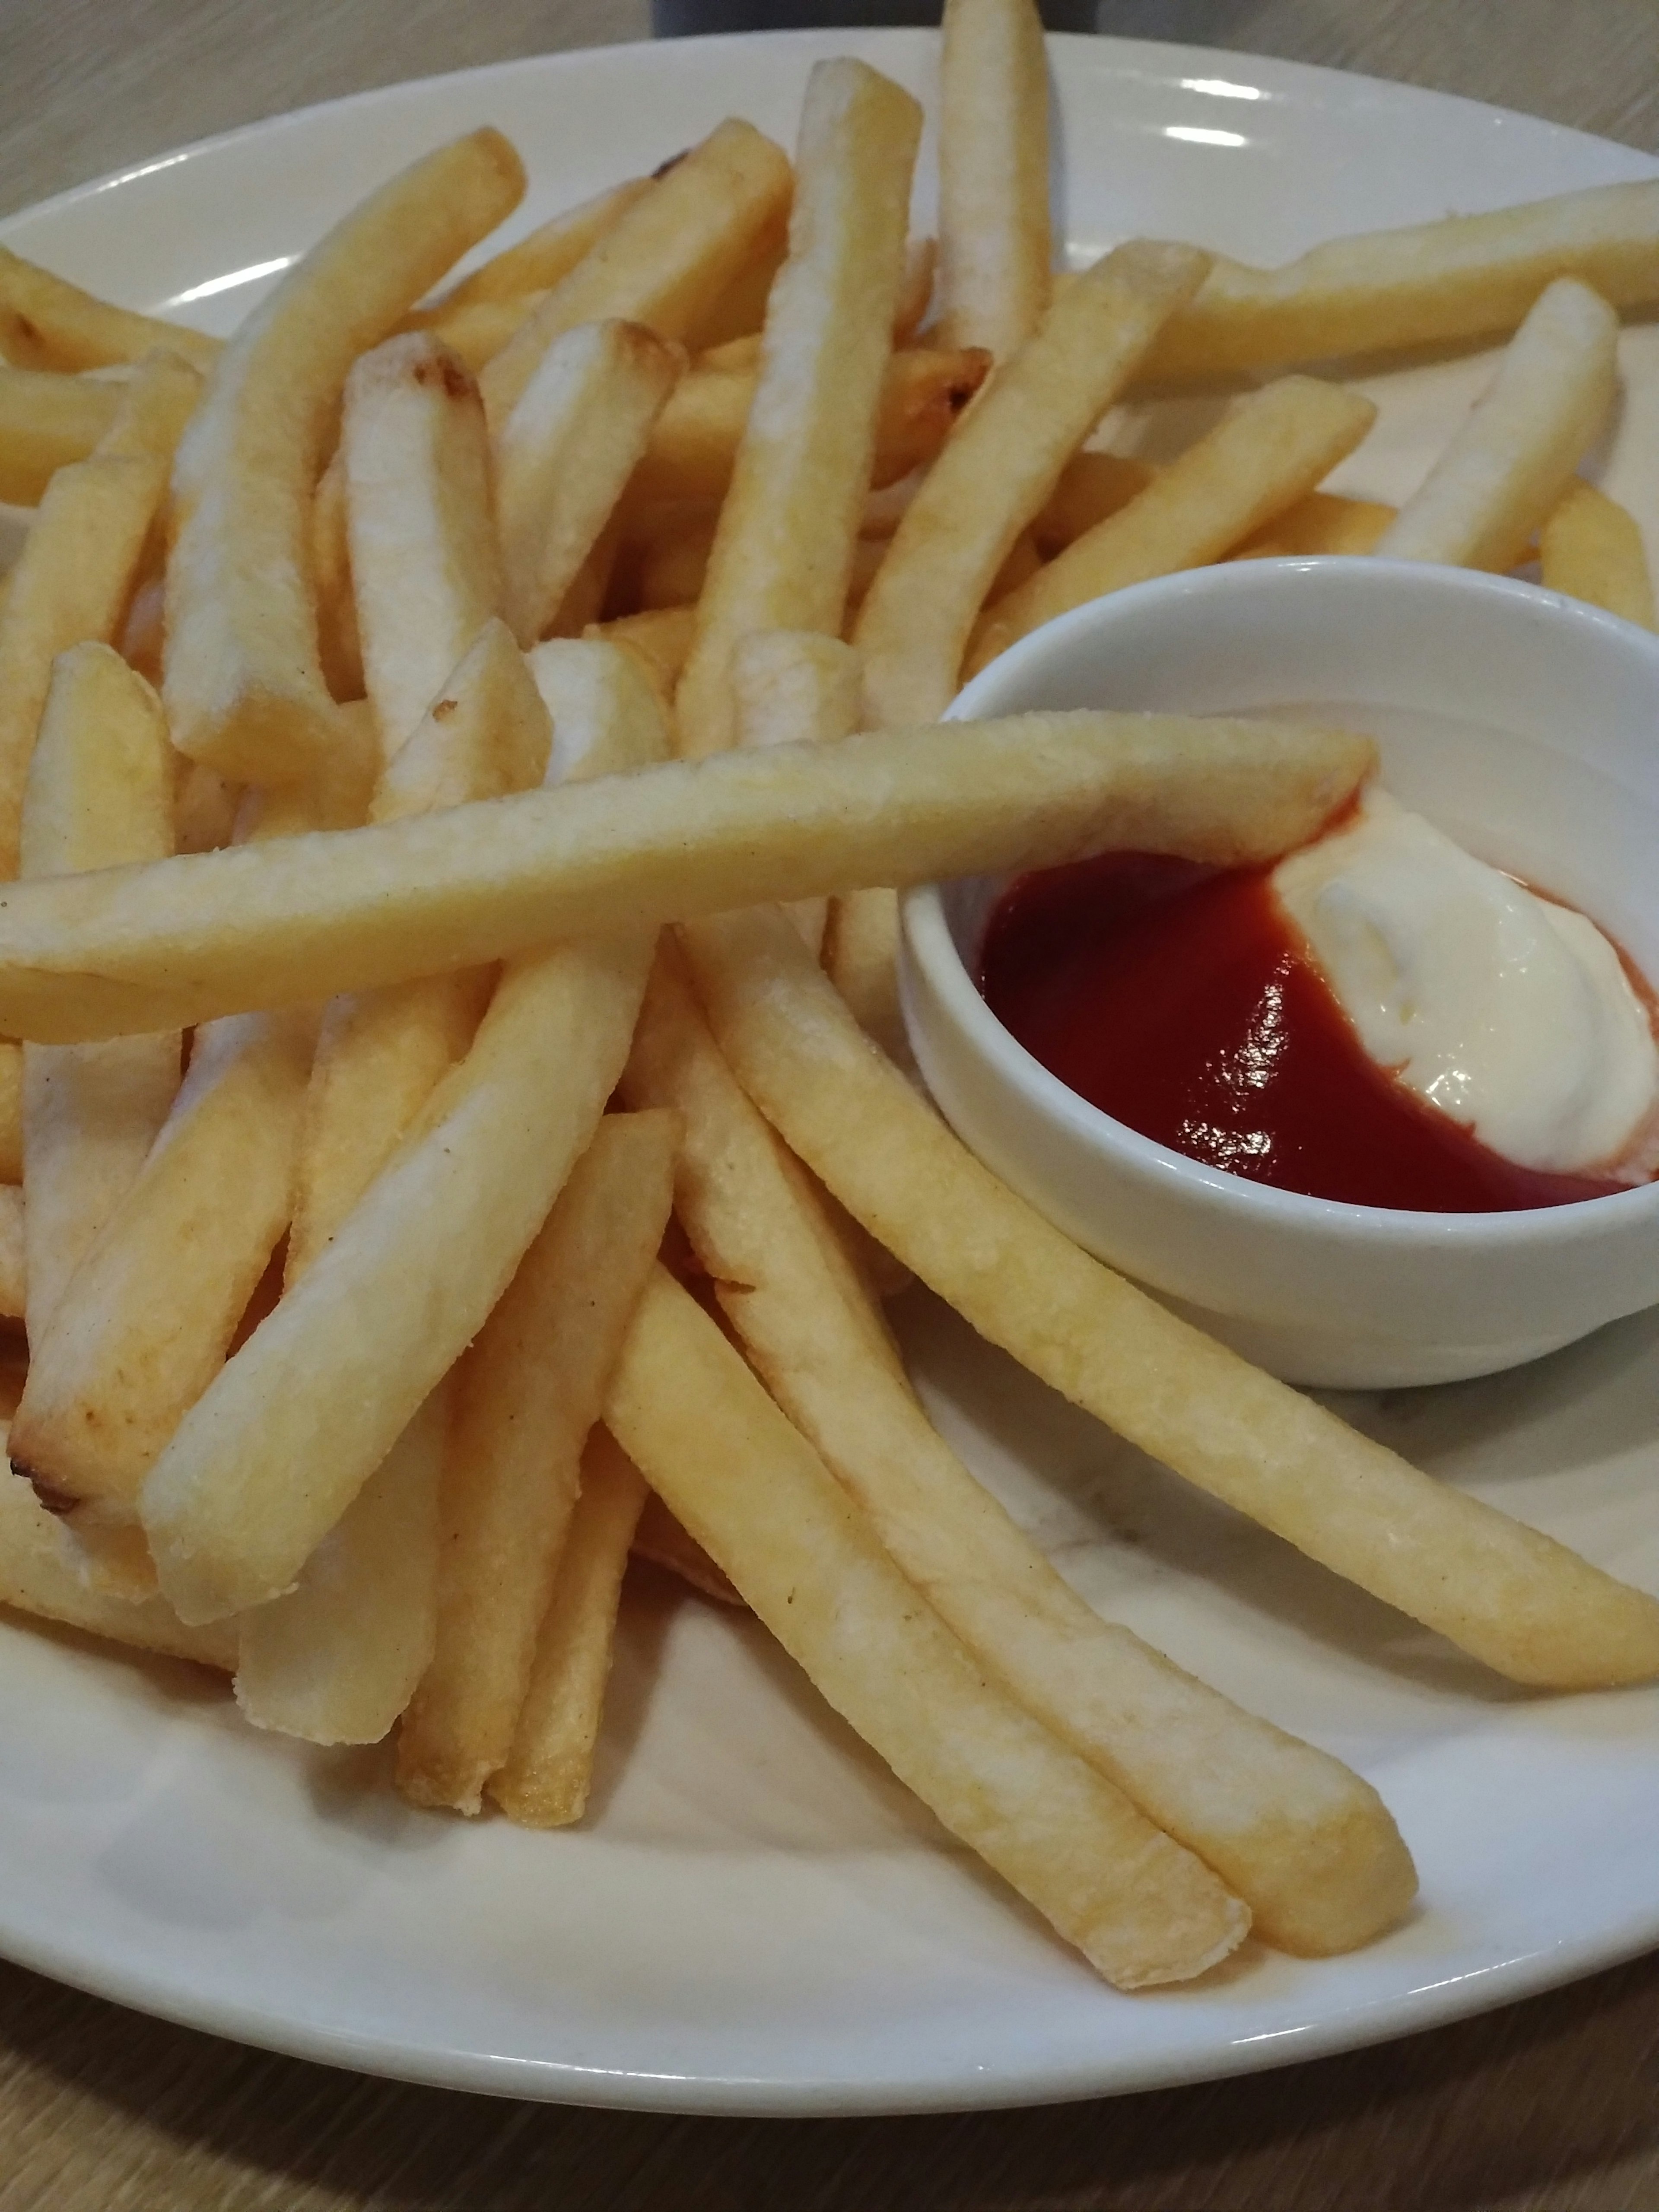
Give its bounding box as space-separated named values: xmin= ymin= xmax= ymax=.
xmin=854 ymin=240 xmax=1212 ymax=727
xmin=232 ymin=1384 xmax=449 ymax=1744
xmin=0 ymin=712 xmax=1375 ymax=1045
xmin=607 ymin=1265 xmax=1250 ymax=1990
xmin=0 ymin=448 xmax=170 ymax=876
xmin=823 ymin=885 xmax=908 ymax=1065
xmin=1376 ymin=279 xmax=1619 ymax=572
xmin=546 ymin=518 xmax=623 ymax=638
xmin=488 ymin=1428 xmax=649 ymax=1827
xmin=480 ymin=121 xmax=793 ymax=430
xmin=0 ymin=247 xmax=220 ymax=376
xmin=732 ymin=629 xmax=864 ymax=953
xmin=968 ymin=376 xmax=1379 ymax=673
xmin=139 ymin=645 xmax=671 ymax=1624
xmin=1145 ymin=176 xmax=1659 ymax=384
xmin=1539 ymin=479 xmax=1656 ymax=626
xmin=0 ymin=367 xmax=120 ymax=504
xmin=1230 ymin=488 xmax=1396 ymax=561
xmin=893 ymin=235 xmax=938 ymax=344
xmin=1033 ymin=450 xmax=1156 ymax=555
xmin=100 ymin=348 xmax=204 ymax=464
xmin=584 ymin=604 xmax=698 ymax=703
xmin=683 ymin=902 xmax=1659 ymax=1692
xmin=164 ymin=129 xmax=526 ymax=787
xmin=625 ymin=347 xmax=991 ymax=507
xmin=631 ymin=1489 xmax=744 ymax=1605
xmin=286 ymin=621 xmax=551 ymax=1285
xmin=648 ymin=931 xmax=1411 ymax=1952
xmin=341 ymin=334 xmax=504 ymax=760
xmin=20 ymin=647 xmax=180 ymax=1333
xmin=495 ymin=320 xmax=682 ymax=648
xmin=423 ymin=177 xmax=654 ymax=316
xmin=311 ymin=453 xmax=363 ymax=703
xmin=681 ymin=218 xmax=791 ymax=356
xmin=0 ymin=1460 xmax=236 ymax=1671
xmin=936 ymin=0 xmax=1052 ymax=361
xmin=0 ymin=1045 xmax=20 ymax=1184
xmin=397 ymin=1109 xmax=676 ymax=1813
xmin=675 ymin=60 xmax=923 ymax=760
xmin=0 ymin=1188 xmax=22 ymax=1320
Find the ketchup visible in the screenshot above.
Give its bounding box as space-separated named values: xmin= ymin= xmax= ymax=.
xmin=978 ymin=852 xmax=1627 ymax=1213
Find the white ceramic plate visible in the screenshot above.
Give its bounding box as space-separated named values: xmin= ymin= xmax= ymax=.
xmin=3 ymin=29 xmax=1659 ymax=2117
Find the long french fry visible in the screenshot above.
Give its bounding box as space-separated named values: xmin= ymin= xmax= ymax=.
xmin=637 ymin=937 xmax=1412 ymax=1955
xmin=625 ymin=347 xmax=990 ymax=506
xmin=232 ymin=1385 xmax=450 ymax=1745
xmin=422 ymin=177 xmax=654 ymax=316
xmin=164 ymin=129 xmax=525 ymax=787
xmin=732 ymin=629 xmax=864 ymax=953
xmin=584 ymin=605 xmax=698 ymax=703
xmin=1376 ymin=278 xmax=1619 ymax=572
xmin=683 ymin=902 xmax=1659 ymax=1692
xmin=286 ymin=622 xmax=550 ymax=1284
xmin=0 ymin=713 xmax=1373 ymax=1044
xmin=1539 ymin=479 xmax=1656 ymax=625
xmin=341 ymin=334 xmax=504 ymax=762
xmin=967 ymin=376 xmax=1378 ymax=673
xmin=854 ymin=240 xmax=1212 ymax=728
xmin=20 ymin=647 xmax=180 ymax=1333
xmin=675 ymin=59 xmax=922 ymax=758
xmin=397 ymin=1110 xmax=676 ymax=1813
xmin=1230 ymin=488 xmax=1396 ymax=561
xmin=140 ymin=645 xmax=671 ymax=1624
xmin=0 ymin=1460 xmax=236 ymax=1671
xmin=607 ymin=1265 xmax=1249 ymax=1990
xmin=488 ymin=1428 xmax=648 ymax=1827
xmin=1144 ymin=176 xmax=1659 ymax=383
xmin=0 ymin=248 xmax=220 ymax=376
xmin=480 ymin=121 xmax=793 ymax=429
xmin=0 ymin=367 xmax=119 ymax=504
xmin=936 ymin=0 xmax=1052 ymax=360
xmin=494 ymin=321 xmax=682 ymax=648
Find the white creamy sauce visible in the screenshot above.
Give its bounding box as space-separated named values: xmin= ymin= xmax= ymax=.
xmin=1271 ymin=788 xmax=1659 ymax=1177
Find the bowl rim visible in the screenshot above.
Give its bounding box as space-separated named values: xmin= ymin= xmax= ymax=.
xmin=907 ymin=556 xmax=1659 ymax=1252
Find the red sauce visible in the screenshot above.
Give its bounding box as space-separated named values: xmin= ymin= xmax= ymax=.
xmin=978 ymin=852 xmax=1628 ymax=1214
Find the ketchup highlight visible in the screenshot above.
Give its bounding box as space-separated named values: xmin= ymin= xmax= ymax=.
xmin=978 ymin=852 xmax=1625 ymax=1214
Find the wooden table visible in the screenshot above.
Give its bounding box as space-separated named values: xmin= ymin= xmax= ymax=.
xmin=5 ymin=3 xmax=1659 ymax=2204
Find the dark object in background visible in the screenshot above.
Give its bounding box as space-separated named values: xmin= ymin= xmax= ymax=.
xmin=654 ymin=1 xmax=1098 ymax=31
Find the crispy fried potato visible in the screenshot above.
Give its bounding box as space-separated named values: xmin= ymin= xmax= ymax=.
xmin=397 ymin=1110 xmax=676 ymax=1813
xmin=0 ymin=713 xmax=1375 ymax=1043
xmin=674 ymin=61 xmax=922 ymax=758
xmin=0 ymin=367 xmax=119 ymax=503
xmin=1539 ymin=479 xmax=1656 ymax=625
xmin=584 ymin=604 xmax=698 ymax=703
xmin=1230 ymin=488 xmax=1396 ymax=561
xmin=855 ymin=240 xmax=1212 ymax=727
xmin=936 ymin=0 xmax=1052 ymax=360
xmin=607 ymin=1265 xmax=1250 ymax=1990
xmin=423 ymin=177 xmax=654 ymax=315
xmin=0 ymin=247 xmax=219 ymax=376
xmin=684 ymin=903 xmax=1659 ymax=1693
xmin=732 ymin=629 xmax=863 ymax=953
xmin=165 ymin=129 xmax=525 ymax=787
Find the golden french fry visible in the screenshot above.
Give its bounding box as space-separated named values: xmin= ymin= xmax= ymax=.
xmin=0 ymin=247 xmax=220 ymax=376
xmin=0 ymin=1187 xmax=22 ymax=1320
xmin=99 ymin=348 xmax=204 ymax=464
xmin=893 ymin=235 xmax=938 ymax=345
xmin=675 ymin=61 xmax=923 ymax=760
xmin=937 ymin=0 xmax=1052 ymax=359
xmin=120 ymin=574 xmax=165 ymax=683
xmin=681 ymin=217 xmax=791 ymax=356
xmin=1539 ymin=478 xmax=1656 ymax=626
xmin=21 ymin=646 xmax=180 ymax=1332
xmin=0 ymin=1044 xmax=20 ymax=1184
xmin=425 ymin=177 xmax=655 ymax=315
xmin=643 ymin=928 xmax=1413 ymax=1955
xmin=1230 ymin=488 xmax=1397 ymax=561
xmin=341 ymin=333 xmax=504 ymax=761
xmin=607 ymin=1265 xmax=1249 ymax=1990
xmin=626 ymin=347 xmax=991 ymax=507
xmin=233 ymin=1383 xmax=449 ymax=1744
xmin=1032 ymin=450 xmax=1156 ymax=556
xmin=0 ymin=1459 xmax=236 ymax=1670
xmin=0 ymin=713 xmax=1375 ymax=1045
xmin=397 ymin=1109 xmax=676 ymax=1813
xmin=823 ymin=885 xmax=907 ymax=1065
xmin=584 ymin=604 xmax=698 ymax=703
xmin=1147 ymin=176 xmax=1659 ymax=383
xmin=683 ymin=902 xmax=1659 ymax=1693
xmin=495 ymin=320 xmax=682 ymax=648
xmin=0 ymin=448 xmax=169 ymax=876
xmin=968 ymin=376 xmax=1379 ymax=673
xmin=139 ymin=644 xmax=671 ymax=1624
xmin=855 ymin=240 xmax=1212 ymax=727
xmin=164 ymin=129 xmax=526 ymax=787
xmin=311 ymin=451 xmax=363 ymax=704
xmin=480 ymin=121 xmax=792 ymax=430
xmin=0 ymin=367 xmax=120 ymax=504
xmin=732 ymin=629 xmax=863 ymax=956
xmin=1377 ymin=279 xmax=1619 ymax=572
xmin=488 ymin=1428 xmax=649 ymax=1828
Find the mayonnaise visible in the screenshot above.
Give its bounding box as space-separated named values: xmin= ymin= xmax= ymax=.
xmin=1271 ymin=789 xmax=1659 ymax=1176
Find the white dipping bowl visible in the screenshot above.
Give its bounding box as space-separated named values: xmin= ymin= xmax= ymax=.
xmin=901 ymin=558 xmax=1659 ymax=1389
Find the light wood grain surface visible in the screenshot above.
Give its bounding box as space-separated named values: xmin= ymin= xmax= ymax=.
xmin=5 ymin=4 xmax=1659 ymax=2206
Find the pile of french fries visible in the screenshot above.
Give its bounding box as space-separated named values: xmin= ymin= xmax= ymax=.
xmin=3 ymin=0 xmax=1659 ymax=1995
